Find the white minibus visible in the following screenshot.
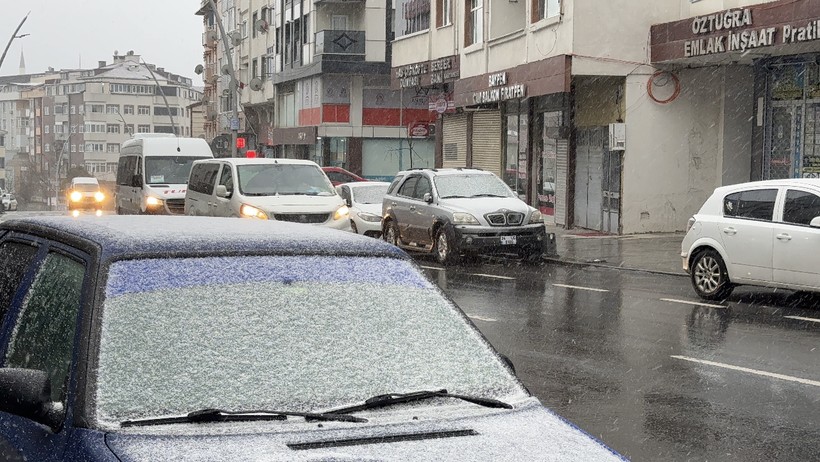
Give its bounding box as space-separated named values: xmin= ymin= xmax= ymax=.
xmin=116 ymin=134 xmax=213 ymax=214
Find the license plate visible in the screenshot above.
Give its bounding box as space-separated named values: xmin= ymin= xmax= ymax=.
xmin=500 ymin=236 xmax=517 ymax=245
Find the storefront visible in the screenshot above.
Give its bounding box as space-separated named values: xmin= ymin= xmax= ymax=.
xmin=451 ymin=55 xmax=571 ymax=225
xmin=651 ymin=0 xmax=820 ymax=182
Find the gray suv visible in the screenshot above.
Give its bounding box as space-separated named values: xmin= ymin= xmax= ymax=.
xmin=382 ymin=168 xmax=547 ymax=264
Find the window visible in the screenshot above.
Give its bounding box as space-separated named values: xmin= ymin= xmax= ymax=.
xmin=107 ymin=124 xmax=121 ymax=134
xmin=71 ymin=105 xmax=76 ymax=115
xmin=137 ymin=124 xmax=151 ymax=133
xmin=44 ymin=106 xmax=50 ymax=116
xmin=188 ymin=163 xmax=220 ymax=195
xmin=0 ymin=241 xmax=39 ymax=322
xmin=125 ymin=124 xmax=134 ymax=135
xmin=85 ymin=143 xmax=104 ymax=152
xmin=45 ymin=125 xmax=50 ymax=134
xmin=89 ymin=104 xmax=104 ymax=114
xmin=783 ymin=190 xmax=820 ymax=226
xmin=466 ymin=0 xmax=483 ymax=45
xmin=123 ymin=105 xmax=135 ymax=115
xmin=398 ymin=176 xmax=420 ymax=197
xmin=79 ymin=144 xmax=84 ymax=152
xmin=437 ymin=0 xmax=452 ymax=27
xmin=138 ymin=106 xmax=150 ymax=115
xmin=5 ymin=252 xmax=85 ymax=404
xmin=396 ymin=0 xmax=431 ymax=37
xmin=219 ymin=164 xmax=234 ymax=195
xmin=45 ymin=143 xmax=50 ymax=152
xmin=71 ymin=144 xmax=76 ymax=153
xmin=723 ymin=189 xmax=777 ymax=221
xmin=414 ymin=176 xmax=432 ymax=199
xmin=106 ymin=104 xmax=120 ymax=114
xmin=107 ymin=143 xmax=120 ymax=153
xmin=532 ymin=0 xmax=560 ymax=22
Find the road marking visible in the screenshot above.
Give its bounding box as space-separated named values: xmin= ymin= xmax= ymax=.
xmin=671 ymin=355 xmax=820 ymax=387
xmin=419 ymin=265 xmax=443 ymax=271
xmin=660 ymin=298 xmax=727 ymax=309
xmin=784 ymin=315 xmax=820 ymax=324
xmin=552 ymin=283 xmax=609 ymax=292
xmin=468 ymin=273 xmax=516 ymax=281
xmin=467 ymin=314 xmax=498 ymax=322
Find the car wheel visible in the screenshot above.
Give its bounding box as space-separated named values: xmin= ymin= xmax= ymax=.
xmin=434 ymin=228 xmax=460 ymax=265
xmin=384 ymin=221 xmax=400 ymax=246
xmin=350 ymin=220 xmax=358 ymax=234
xmin=691 ymin=249 xmax=733 ymax=301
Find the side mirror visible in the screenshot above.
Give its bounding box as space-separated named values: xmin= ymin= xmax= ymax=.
xmin=132 ymin=174 xmax=143 ymax=188
xmin=423 ymin=193 xmax=433 ymax=204
xmin=811 ymin=217 xmax=820 ymax=228
xmin=345 ymin=198 xmax=352 ymax=207
xmin=0 ymin=368 xmax=61 ymax=429
xmin=216 ymin=185 xmax=231 ymax=198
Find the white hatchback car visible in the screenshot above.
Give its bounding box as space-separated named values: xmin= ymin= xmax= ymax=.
xmin=336 ymin=181 xmax=390 ymax=237
xmin=681 ymin=179 xmax=820 ymax=300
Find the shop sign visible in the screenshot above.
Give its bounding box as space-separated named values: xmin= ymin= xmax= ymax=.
xmin=394 ymin=57 xmax=460 ymax=89
xmin=408 ymin=122 xmax=430 ymax=138
xmin=684 ymin=8 xmax=820 ymax=57
xmin=471 ymin=72 xmax=526 ymax=105
xmin=428 ymin=93 xmax=455 ymax=114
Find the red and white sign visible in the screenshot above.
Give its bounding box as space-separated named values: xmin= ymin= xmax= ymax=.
xmin=408 ymin=122 xmax=429 ymax=138
xmin=428 ymin=94 xmax=456 ymax=114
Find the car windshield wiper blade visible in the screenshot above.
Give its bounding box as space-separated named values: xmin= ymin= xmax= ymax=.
xmin=440 ymin=195 xmax=469 ymax=199
xmin=320 ymin=389 xmax=512 ymax=416
xmin=470 ymin=193 xmax=508 ymax=198
xmin=120 ymin=407 xmax=367 ymax=427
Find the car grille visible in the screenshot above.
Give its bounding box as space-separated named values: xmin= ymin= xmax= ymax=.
xmin=274 ymin=213 xmax=330 ymax=224
xmin=485 ymin=211 xmax=525 ymax=226
xmin=166 ymin=199 xmax=186 ymax=215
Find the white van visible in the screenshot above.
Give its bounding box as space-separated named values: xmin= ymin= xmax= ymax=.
xmin=184 ymin=158 xmax=351 ymax=230
xmin=66 ymin=176 xmax=104 ymax=211
xmin=116 ymin=134 xmax=214 ymax=214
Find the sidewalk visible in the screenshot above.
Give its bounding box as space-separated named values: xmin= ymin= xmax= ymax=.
xmin=544 ymin=226 xmax=687 ymax=276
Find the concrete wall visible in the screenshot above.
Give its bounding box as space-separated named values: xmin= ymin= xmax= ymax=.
xmin=621 ymin=65 xmax=754 ymax=233
xmin=683 ymin=0 xmax=779 ymax=17
xmin=574 ymin=76 xmax=625 ymax=127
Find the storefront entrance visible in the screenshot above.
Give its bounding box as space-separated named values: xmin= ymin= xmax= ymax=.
xmin=574 ymin=126 xmax=620 ymax=233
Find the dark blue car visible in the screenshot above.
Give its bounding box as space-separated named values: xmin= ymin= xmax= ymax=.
xmin=0 ymin=216 xmax=624 ymax=461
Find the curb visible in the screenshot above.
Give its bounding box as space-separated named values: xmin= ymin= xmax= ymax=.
xmin=542 ymin=256 xmax=688 ymax=278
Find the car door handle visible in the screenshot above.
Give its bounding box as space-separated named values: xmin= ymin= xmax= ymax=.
xmin=722 ymin=227 xmax=737 ymax=236
xmin=776 ymin=233 xmax=792 ymax=241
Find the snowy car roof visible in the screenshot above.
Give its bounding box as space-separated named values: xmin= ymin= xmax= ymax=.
xmin=1 ymin=215 xmax=407 ymax=261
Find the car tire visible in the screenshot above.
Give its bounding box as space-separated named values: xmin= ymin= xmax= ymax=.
xmin=691 ymin=249 xmax=733 ymax=301
xmin=434 ymin=228 xmax=460 ymax=266
xmin=350 ymin=220 xmax=358 ymax=234
xmin=384 ymin=220 xmax=400 ymax=247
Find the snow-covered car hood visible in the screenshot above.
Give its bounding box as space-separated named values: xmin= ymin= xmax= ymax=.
xmin=242 ymin=194 xmax=345 ymax=213
xmin=105 ymin=401 xmax=624 ymax=461
xmin=438 ymin=197 xmax=532 ymax=218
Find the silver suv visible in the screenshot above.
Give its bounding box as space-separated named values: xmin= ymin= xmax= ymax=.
xmin=382 ymin=168 xmax=547 ymax=264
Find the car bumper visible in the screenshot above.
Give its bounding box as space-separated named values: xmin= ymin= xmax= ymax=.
xmin=353 ymin=218 xmax=382 ymax=237
xmin=452 ymin=224 xmax=547 ymax=254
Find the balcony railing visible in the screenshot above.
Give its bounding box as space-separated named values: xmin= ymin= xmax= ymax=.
xmin=315 ymin=30 xmax=365 ymax=57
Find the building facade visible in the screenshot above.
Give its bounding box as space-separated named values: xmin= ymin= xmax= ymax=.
xmin=391 ymin=0 xmax=819 ymax=234
xmin=197 ymin=0 xmax=438 ymax=178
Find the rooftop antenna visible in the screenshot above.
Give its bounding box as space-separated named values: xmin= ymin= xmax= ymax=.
xmin=141 ymin=58 xmax=179 ymax=146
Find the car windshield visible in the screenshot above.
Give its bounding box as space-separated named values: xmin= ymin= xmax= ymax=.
xmin=72 ymin=184 xmax=99 ymax=192
xmin=237 ymin=164 xmax=335 ymax=196
xmin=94 ymin=255 xmax=525 ymax=427
xmin=352 ymin=184 xmax=389 ymax=204
xmin=434 ymin=174 xmax=516 ymax=199
xmin=144 ymin=156 xmax=209 ymax=185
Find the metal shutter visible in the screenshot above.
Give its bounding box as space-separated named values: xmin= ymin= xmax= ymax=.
xmin=471 ymin=110 xmax=502 ymax=177
xmin=555 ymin=139 xmax=569 ymax=226
xmin=442 ymin=114 xmax=468 ymax=168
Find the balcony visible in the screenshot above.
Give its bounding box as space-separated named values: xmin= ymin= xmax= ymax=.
xmin=315 ymin=30 xmax=365 ymax=59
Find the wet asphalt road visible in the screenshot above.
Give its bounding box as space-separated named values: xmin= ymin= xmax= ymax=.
xmin=418 ymin=258 xmax=820 ymax=462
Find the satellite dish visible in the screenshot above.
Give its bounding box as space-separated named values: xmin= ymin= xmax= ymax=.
xmin=230 ymin=31 xmax=242 ymax=46
xmin=206 ymin=30 xmax=218 ymax=42
xmin=221 ymin=64 xmax=232 ymax=76
xmin=254 ymin=19 xmax=269 ymax=33
xmin=249 ymin=78 xmax=264 ymax=91
xmin=194 ymin=64 xmax=204 ymax=75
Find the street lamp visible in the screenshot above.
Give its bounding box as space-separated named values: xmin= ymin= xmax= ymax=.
xmin=0 ymin=12 xmax=30 ymax=72
xmin=206 ymin=0 xmax=240 ymax=157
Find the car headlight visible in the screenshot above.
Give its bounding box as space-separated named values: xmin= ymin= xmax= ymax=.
xmin=240 ymin=204 xmax=268 ymax=220
xmin=452 ymin=212 xmax=479 ymax=225
xmin=146 ymin=196 xmax=164 ymax=207
xmin=529 ymin=209 xmax=543 ymax=224
xmin=70 ymin=191 xmax=82 ymax=202
xmin=334 ymin=205 xmax=350 ymax=221
xmin=357 ymin=212 xmax=381 ymax=222
xmin=94 ymin=191 xmax=105 ymax=202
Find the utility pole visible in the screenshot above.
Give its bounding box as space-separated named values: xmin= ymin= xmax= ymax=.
xmin=142 ymin=59 xmax=178 ymax=136
xmin=207 ymin=0 xmax=239 ymax=157
xmin=0 ymin=12 xmax=30 ymax=72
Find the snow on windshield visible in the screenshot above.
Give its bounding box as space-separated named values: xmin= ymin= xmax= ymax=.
xmin=434 ymin=174 xmax=515 ymax=199
xmin=95 ymin=255 xmax=524 ymax=426
xmin=353 ymin=184 xmax=389 ymax=204
xmin=238 ymin=164 xmax=335 ymax=196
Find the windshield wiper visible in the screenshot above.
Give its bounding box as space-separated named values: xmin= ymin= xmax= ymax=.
xmin=120 ymin=407 xmax=367 ymax=427
xmin=440 ymin=195 xmax=469 ymax=199
xmin=470 ymin=194 xmax=508 ymax=198
xmin=319 ymin=389 xmax=512 ymax=416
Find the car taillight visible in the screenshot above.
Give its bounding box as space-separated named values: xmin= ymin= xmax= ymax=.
xmin=686 ymin=216 xmax=696 ymax=233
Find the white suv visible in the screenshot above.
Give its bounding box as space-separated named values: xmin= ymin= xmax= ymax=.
xmin=681 ymin=179 xmax=820 ymax=300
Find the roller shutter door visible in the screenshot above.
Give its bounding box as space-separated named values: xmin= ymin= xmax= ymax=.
xmin=442 ymin=114 xmax=468 ymax=169
xmin=471 ymin=110 xmax=502 ymax=177
xmin=555 ymin=139 xmax=569 ymax=226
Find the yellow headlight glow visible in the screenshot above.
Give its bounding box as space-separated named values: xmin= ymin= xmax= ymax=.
xmin=70 ymin=191 xmax=83 ymax=202
xmin=94 ymin=191 xmax=105 ymax=202
xmin=146 ymin=197 xmax=163 ymax=207
xmin=334 ymin=205 xmax=350 ymax=221
xmin=240 ymin=204 xmax=268 ymax=220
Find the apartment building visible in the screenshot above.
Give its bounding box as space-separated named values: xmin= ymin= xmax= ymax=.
xmin=0 ymin=52 xmax=201 ymax=208
xmin=197 ymin=0 xmax=437 ymax=178
xmin=391 ymin=0 xmax=820 ymax=234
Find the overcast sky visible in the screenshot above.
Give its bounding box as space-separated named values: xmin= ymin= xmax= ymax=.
xmin=0 ymin=1 xmax=204 ymax=80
